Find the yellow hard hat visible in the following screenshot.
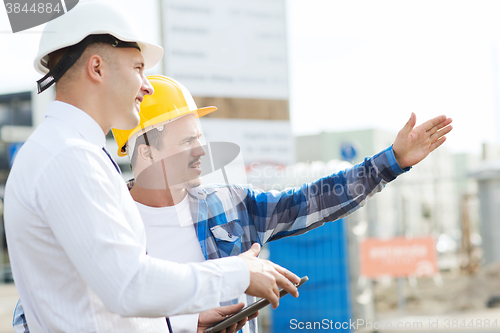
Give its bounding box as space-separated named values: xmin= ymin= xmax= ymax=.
xmin=112 ymin=75 xmax=217 ymax=157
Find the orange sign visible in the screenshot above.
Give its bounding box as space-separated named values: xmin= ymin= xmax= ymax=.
xmin=360 ymin=237 xmax=437 ymax=278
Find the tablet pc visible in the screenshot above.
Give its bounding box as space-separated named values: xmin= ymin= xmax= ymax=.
xmin=204 ymin=276 xmax=309 ymax=333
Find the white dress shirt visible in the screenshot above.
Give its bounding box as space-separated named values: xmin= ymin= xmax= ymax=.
xmin=4 ymin=101 xmax=249 ymax=333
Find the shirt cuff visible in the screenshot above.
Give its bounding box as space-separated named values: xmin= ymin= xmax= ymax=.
xmin=372 ymin=145 xmax=411 ymax=182
xmin=216 ymin=257 xmax=250 ymax=302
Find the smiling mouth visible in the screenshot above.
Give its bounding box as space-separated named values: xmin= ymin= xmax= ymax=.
xmin=189 ymin=159 xmax=201 ymax=169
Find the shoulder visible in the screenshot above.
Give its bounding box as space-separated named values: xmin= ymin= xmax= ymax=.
xmin=11 ymin=125 xmax=114 ymax=194
xmin=30 ymin=118 xmax=100 ymax=156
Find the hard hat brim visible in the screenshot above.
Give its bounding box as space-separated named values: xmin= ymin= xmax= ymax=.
xmin=196 ymin=106 xmax=217 ymax=118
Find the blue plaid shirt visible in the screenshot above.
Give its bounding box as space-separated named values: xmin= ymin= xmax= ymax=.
xmin=187 ymin=146 xmax=406 ymax=259
xmin=13 ymin=146 xmax=407 ymax=333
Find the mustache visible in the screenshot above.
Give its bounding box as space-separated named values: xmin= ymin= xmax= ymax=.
xmin=188 ymin=158 xmax=201 ymax=168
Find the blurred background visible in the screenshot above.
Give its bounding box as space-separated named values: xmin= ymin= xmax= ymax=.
xmin=2 ymin=0 xmax=500 ymax=332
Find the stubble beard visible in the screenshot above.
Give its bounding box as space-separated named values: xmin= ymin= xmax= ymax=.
xmin=185 ymin=177 xmax=202 ymax=189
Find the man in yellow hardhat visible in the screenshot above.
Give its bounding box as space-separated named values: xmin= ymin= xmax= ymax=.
xmin=6 ymin=3 xmax=300 ymax=333
xmin=108 ymin=75 xmax=453 ymax=333
xmin=114 ymin=74 xmax=260 ymax=333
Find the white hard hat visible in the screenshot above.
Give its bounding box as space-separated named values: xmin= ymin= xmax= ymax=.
xmin=34 ymin=2 xmax=163 ymax=92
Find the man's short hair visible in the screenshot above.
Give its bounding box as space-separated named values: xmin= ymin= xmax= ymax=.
xmin=47 ymin=43 xmax=113 ymax=89
xmin=130 ymin=128 xmax=165 ymax=168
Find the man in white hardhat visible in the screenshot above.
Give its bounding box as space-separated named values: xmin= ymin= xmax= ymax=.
xmin=4 ymin=3 xmax=299 ymax=332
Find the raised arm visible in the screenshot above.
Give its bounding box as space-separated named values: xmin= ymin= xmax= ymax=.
xmin=244 ymin=114 xmax=452 ymax=244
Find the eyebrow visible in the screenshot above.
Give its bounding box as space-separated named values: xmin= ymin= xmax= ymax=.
xmin=180 ymin=132 xmax=202 ymax=143
xmin=134 ymin=61 xmax=145 ymax=68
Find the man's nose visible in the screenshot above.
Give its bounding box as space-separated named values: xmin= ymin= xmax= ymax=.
xmin=193 ymin=140 xmax=206 ymax=157
xmin=142 ymin=75 xmax=154 ymax=96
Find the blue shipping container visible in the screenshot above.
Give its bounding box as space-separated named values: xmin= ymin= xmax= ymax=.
xmin=268 ymin=219 xmax=352 ymax=332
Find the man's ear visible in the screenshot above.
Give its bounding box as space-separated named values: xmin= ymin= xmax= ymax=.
xmin=86 ymin=54 xmax=104 ymax=83
xmin=138 ymin=144 xmax=155 ymax=164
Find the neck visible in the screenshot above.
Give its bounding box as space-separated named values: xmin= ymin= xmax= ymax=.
xmin=130 ymin=185 xmax=187 ymax=207
xmin=56 ymin=85 xmax=110 ymax=134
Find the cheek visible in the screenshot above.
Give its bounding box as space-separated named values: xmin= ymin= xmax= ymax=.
xmin=121 ymin=71 xmax=142 ymax=96
xmin=172 ymin=151 xmax=191 ymax=167
xmin=155 ymin=146 xmax=178 ymax=163
xmin=134 ymin=72 xmax=144 ymax=91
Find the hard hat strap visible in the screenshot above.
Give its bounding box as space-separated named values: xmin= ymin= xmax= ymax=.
xmin=37 ymin=34 xmax=141 ymax=94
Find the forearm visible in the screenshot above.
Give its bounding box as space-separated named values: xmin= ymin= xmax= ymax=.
xmin=114 ymin=256 xmax=249 ymax=317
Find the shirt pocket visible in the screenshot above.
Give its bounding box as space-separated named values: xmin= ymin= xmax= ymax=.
xmin=210 ymin=220 xmax=245 ymax=256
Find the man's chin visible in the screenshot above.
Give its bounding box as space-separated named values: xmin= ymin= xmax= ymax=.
xmin=129 ymin=112 xmax=141 ymax=129
xmin=114 ymin=113 xmax=140 ymax=130
xmin=186 ymin=178 xmax=202 ymax=189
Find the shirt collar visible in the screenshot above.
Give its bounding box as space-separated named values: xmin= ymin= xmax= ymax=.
xmin=46 ymin=101 xmax=106 ymax=148
xmin=187 ymin=186 xmax=218 ymax=200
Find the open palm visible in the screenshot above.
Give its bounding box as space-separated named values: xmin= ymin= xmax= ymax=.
xmin=392 ymin=113 xmax=453 ymax=169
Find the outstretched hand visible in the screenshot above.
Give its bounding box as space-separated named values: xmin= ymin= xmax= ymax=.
xmin=392 ymin=113 xmax=453 ymax=169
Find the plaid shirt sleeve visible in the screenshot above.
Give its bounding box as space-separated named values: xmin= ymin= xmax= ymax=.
xmin=245 ymin=146 xmax=409 ymax=244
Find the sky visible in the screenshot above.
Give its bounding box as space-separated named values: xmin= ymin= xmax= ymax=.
xmin=1 ymin=0 xmax=500 ymax=154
